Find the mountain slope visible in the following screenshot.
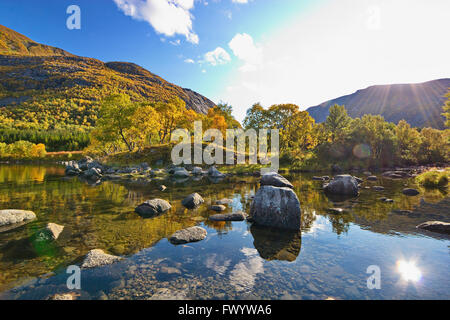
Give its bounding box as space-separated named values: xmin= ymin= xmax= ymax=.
xmin=306 ymin=79 xmax=450 ymax=129
xmin=0 ymin=25 xmax=215 ymax=130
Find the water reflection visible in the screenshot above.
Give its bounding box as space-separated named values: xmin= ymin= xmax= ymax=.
xmin=397 ymin=260 xmax=422 ymax=282
xmin=250 ymin=225 xmax=302 ymax=262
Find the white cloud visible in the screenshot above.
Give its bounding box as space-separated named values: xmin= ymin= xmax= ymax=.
xmin=228 ymin=33 xmax=263 ymax=72
xmin=219 ymin=0 xmax=450 ymax=122
xmin=203 ymin=47 xmax=232 ymax=66
xmin=232 ymin=0 xmax=249 ymax=3
xmin=113 ymin=0 xmax=199 ymax=44
xmin=184 ymin=58 xmax=195 ymax=63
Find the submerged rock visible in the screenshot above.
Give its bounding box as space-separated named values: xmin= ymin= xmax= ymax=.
xmin=209 ymin=205 xmax=226 ymax=212
xmin=135 ymin=199 xmax=171 ymax=218
xmin=327 ymin=208 xmax=346 ymax=214
xmin=323 ymin=175 xmax=359 ymax=196
xmin=173 ymin=167 xmax=190 ymax=178
xmin=260 ymin=172 xmax=294 ymax=189
xmin=0 ymin=209 xmax=36 ymax=233
xmin=367 ymin=176 xmax=378 ymax=181
xmin=33 ymin=223 xmax=64 ymax=241
xmin=402 ymin=188 xmax=420 ymax=196
xmin=372 ymin=186 xmax=385 ymax=191
xmin=209 ymin=211 xmax=248 ymax=221
xmin=192 ymin=167 xmax=203 ymax=175
xmin=250 ymin=185 xmax=301 ymax=230
xmin=169 ymin=226 xmax=207 ymax=245
xmin=81 ymin=249 xmax=123 ymax=269
xmin=416 ymin=221 xmax=450 ymax=235
xmin=216 ymin=198 xmax=233 ymax=205
xmin=181 ymin=193 xmax=204 ymax=209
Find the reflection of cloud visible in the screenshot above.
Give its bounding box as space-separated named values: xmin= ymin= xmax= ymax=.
xmin=205 ymin=254 xmax=231 ymax=275
xmin=229 ymin=247 xmax=264 ymax=292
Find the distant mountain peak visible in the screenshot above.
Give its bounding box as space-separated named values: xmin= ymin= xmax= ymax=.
xmin=306 ymin=79 xmax=450 ymax=129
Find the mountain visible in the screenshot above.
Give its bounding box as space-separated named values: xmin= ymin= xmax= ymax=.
xmin=0 ymin=25 xmax=215 ymax=129
xmin=306 ymin=79 xmax=450 ymax=129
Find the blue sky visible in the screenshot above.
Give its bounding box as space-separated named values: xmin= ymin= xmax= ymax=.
xmin=0 ymin=0 xmax=449 ymax=121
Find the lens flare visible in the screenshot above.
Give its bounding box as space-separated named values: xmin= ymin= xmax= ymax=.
xmin=353 ymin=144 xmax=371 ymax=159
xmin=397 ymin=260 xmax=422 ymax=282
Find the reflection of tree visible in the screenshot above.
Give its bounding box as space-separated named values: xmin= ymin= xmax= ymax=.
xmin=327 ymin=214 xmax=352 ymax=235
xmin=250 ymin=224 xmax=301 ymax=262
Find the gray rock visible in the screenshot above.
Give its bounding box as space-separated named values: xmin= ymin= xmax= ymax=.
xmin=169 ymin=226 xmax=207 ymax=244
xmin=260 ymin=172 xmax=294 ymax=189
xmin=402 ymin=188 xmax=420 ymax=196
xmin=0 ymin=210 xmax=36 ymax=232
xmin=372 ymin=186 xmax=385 ymax=191
xmin=353 ymin=176 xmax=364 ymax=184
xmin=135 ymin=199 xmax=172 ymax=218
xmin=323 ymin=175 xmax=359 ymax=196
xmin=367 ymin=176 xmax=378 ymax=181
xmin=312 ymin=176 xmax=324 ymax=181
xmin=209 ymin=211 xmax=248 ymax=221
xmin=81 ymin=249 xmax=123 ymax=269
xmin=181 ymin=193 xmax=204 ymax=209
xmin=209 ymin=205 xmax=226 ymax=212
xmin=208 ymin=166 xmax=224 ymax=178
xmin=192 ymin=167 xmax=203 ymax=175
xmin=416 ymin=221 xmax=450 ymax=235
xmin=173 ymin=167 xmax=190 ymax=178
xmin=250 ymin=185 xmax=301 ymax=230
xmin=159 ymin=185 xmax=167 ymax=192
xmin=83 ymin=167 xmax=102 ymax=179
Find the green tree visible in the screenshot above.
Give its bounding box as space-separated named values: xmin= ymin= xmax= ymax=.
xmin=443 ymin=91 xmax=450 ymax=128
xmin=324 ymin=104 xmax=352 ymax=143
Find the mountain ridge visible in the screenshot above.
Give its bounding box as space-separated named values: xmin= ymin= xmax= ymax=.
xmin=0 ymin=24 xmax=215 ymax=130
xmin=306 ymin=78 xmax=450 ymax=129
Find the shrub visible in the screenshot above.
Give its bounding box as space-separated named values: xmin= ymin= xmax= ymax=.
xmin=416 ymin=170 xmax=449 ymax=188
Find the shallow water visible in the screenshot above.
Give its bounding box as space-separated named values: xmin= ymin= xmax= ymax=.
xmin=0 ymin=164 xmax=449 ymax=300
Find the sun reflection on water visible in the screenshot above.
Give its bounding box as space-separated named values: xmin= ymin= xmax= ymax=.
xmin=397 ymin=260 xmax=422 ymax=282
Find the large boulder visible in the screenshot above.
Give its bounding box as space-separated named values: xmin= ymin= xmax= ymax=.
xmin=181 ymin=193 xmax=204 ymax=209
xmin=250 ymin=185 xmax=301 ymax=230
xmin=260 ymin=172 xmax=293 ymax=189
xmin=416 ymin=221 xmax=450 ymax=235
xmin=0 ymin=209 xmax=36 ymax=233
xmin=81 ymin=249 xmax=122 ymax=269
xmin=135 ymin=199 xmax=171 ymax=218
xmin=169 ymin=226 xmax=207 ymax=245
xmin=323 ymin=175 xmax=359 ymax=196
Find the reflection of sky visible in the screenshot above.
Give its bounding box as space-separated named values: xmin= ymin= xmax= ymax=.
xmin=229 ymin=247 xmax=264 ymax=292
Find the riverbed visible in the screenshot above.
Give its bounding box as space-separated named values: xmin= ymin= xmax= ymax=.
xmin=0 ymin=164 xmax=449 ymax=300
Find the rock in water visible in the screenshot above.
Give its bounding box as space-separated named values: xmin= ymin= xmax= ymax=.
xmin=135 ymin=199 xmax=171 ymax=218
xmin=209 ymin=211 xmax=248 ymax=221
xmin=250 ymin=185 xmax=301 ymax=230
xmin=173 ymin=168 xmax=190 ymax=178
xmin=81 ymin=249 xmax=122 ymax=269
xmin=209 ymin=205 xmax=226 ymax=212
xmin=33 ymin=223 xmax=64 ymax=241
xmin=260 ymin=172 xmax=294 ymax=189
xmin=208 ymin=166 xmax=224 ymax=178
xmin=0 ymin=209 xmax=36 ymax=232
xmin=181 ymin=193 xmax=204 ymax=209
xmin=402 ymin=188 xmax=420 ymax=196
xmin=323 ymin=175 xmax=359 ymax=196
xmin=169 ymin=226 xmax=207 ymax=244
xmin=416 ymin=221 xmax=450 ymax=235
xmin=192 ymin=167 xmax=203 ymax=175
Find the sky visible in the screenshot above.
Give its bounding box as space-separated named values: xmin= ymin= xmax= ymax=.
xmin=0 ymin=0 xmax=449 ymax=122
